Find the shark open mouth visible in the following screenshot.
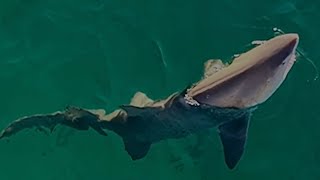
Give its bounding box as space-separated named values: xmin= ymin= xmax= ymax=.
xmin=282 ymin=37 xmax=298 ymax=80
xmin=284 ymin=53 xmax=296 ymax=78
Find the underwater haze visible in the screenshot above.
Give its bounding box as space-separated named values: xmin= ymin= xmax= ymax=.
xmin=0 ymin=0 xmax=320 ymax=179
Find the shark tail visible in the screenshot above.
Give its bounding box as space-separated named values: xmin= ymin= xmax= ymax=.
xmin=0 ymin=105 xmax=155 ymax=161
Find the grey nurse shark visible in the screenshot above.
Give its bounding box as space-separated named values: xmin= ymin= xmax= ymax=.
xmin=0 ymin=33 xmax=299 ymax=169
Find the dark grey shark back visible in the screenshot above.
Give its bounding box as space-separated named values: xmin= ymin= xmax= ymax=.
xmin=0 ymin=88 xmax=255 ymax=169
xmin=103 ymin=91 xmax=254 ymax=169
xmin=0 ymin=86 xmax=255 ymax=169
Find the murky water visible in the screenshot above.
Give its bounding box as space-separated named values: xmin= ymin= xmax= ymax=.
xmin=0 ymin=0 xmax=319 ymax=179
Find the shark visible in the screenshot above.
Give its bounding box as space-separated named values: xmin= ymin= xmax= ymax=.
xmin=0 ymin=33 xmax=299 ymax=169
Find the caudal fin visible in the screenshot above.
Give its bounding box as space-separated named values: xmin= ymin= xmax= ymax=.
xmin=0 ymin=106 xmax=108 ymax=139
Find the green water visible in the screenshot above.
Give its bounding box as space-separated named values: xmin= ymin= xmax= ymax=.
xmin=0 ymin=0 xmax=319 ymax=179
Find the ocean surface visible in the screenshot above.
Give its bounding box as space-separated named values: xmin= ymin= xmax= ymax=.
xmin=0 ymin=0 xmax=319 ymax=179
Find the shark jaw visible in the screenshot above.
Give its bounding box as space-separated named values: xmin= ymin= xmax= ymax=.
xmin=188 ymin=33 xmax=299 ymax=109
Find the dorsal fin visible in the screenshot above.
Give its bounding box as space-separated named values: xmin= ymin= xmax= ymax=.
xmin=130 ymin=92 xmax=155 ymax=107
xmin=218 ymin=113 xmax=251 ymax=169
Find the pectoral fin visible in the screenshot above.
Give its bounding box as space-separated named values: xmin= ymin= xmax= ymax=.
xmin=218 ymin=114 xmax=250 ymax=169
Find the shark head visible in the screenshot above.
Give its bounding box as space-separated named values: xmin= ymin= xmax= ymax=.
xmin=188 ymin=33 xmax=299 ymax=108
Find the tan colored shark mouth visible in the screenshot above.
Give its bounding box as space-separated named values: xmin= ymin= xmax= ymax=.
xmin=187 ymin=33 xmax=299 ymax=108
xmin=188 ymin=34 xmax=299 ymax=97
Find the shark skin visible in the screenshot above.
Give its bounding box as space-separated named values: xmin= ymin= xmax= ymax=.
xmin=0 ymin=33 xmax=299 ymax=169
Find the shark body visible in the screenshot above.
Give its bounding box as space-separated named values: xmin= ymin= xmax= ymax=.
xmin=0 ymin=33 xmax=299 ymax=169
xmin=104 ymin=91 xmax=254 ymax=169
